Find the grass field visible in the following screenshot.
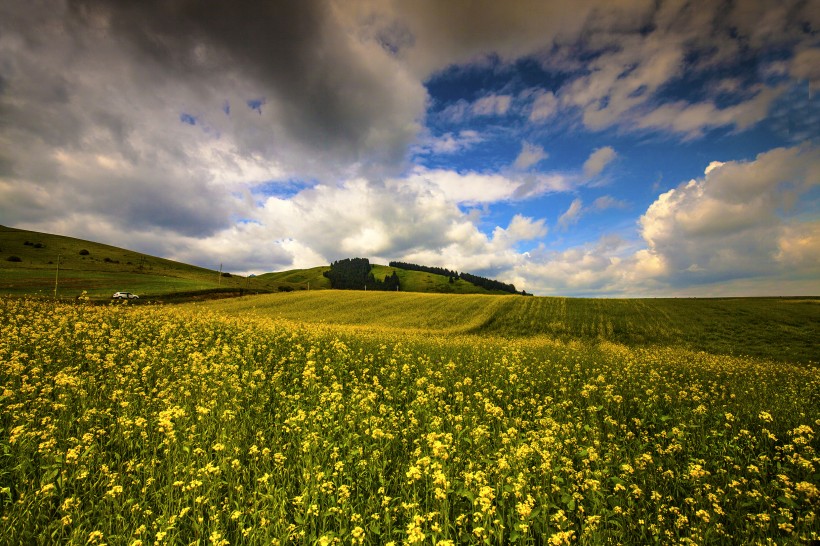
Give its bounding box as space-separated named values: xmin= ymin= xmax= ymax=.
xmin=204 ymin=291 xmax=819 ymax=364
xmin=371 ymin=265 xmax=508 ymax=295
xmin=255 ymin=267 xmax=333 ymax=291
xmin=0 ymin=225 xmax=283 ymax=299
xmin=1 ymin=294 xmax=818 ymax=544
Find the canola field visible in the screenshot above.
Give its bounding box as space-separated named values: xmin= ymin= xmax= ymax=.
xmin=1 ymin=296 xmax=819 ymax=545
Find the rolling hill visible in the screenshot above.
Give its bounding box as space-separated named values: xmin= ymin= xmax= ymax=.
xmin=0 ymin=226 xmax=518 ymax=299
xmin=0 ymin=225 xmax=283 ymax=299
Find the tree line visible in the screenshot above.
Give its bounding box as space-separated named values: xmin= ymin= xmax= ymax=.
xmin=390 ymin=261 xmax=531 ymax=295
xmin=458 ymin=271 xmax=521 ymax=295
xmin=388 ymin=261 xmax=458 ymax=280
xmin=323 ymin=258 xmax=400 ymax=291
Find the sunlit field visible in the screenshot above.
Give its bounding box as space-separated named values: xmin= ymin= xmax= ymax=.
xmin=1 ymin=296 xmax=818 ymax=544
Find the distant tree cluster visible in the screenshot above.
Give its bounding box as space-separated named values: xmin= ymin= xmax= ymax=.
xmin=459 ymin=271 xmax=520 ymax=294
xmin=324 ymin=258 xmax=400 ymax=291
xmin=390 ymin=260 xmax=531 ymax=295
xmin=389 ymin=261 xmax=458 ymax=280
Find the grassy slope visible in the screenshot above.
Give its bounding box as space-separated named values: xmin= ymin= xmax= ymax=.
xmin=1 ymin=226 xmax=510 ymax=298
xmin=250 ymin=266 xmax=509 ymax=295
xmin=203 ymin=291 xmax=820 ymax=364
xmin=255 ymin=266 xmax=332 ymax=290
xmin=0 ymin=225 xmax=281 ymax=299
xmin=372 ymin=264 xmax=511 ymax=294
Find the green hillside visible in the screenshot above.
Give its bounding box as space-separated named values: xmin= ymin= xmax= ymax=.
xmin=0 ymin=225 xmax=282 ymax=299
xmin=255 ymin=266 xmax=332 ymax=291
xmin=202 ymin=291 xmax=820 ymax=364
xmin=371 ymin=264 xmax=511 ymax=294
xmin=0 ymin=226 xmax=516 ymax=299
xmin=253 ymin=264 xmax=511 ymax=295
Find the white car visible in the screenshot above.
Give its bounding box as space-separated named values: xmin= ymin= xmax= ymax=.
xmin=112 ymin=291 xmax=139 ymax=299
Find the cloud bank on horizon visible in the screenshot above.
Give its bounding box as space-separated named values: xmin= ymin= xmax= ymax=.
xmin=1 ymin=0 xmax=818 ymax=296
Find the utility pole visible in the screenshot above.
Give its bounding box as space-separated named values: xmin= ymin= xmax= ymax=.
xmin=218 ymin=263 xmax=222 ymax=286
xmin=54 ymin=254 xmax=60 ymax=298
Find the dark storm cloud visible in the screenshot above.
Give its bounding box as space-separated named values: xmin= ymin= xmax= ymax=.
xmin=66 ymin=0 xmax=424 ymax=169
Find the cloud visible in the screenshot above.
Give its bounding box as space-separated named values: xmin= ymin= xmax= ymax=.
xmin=511 ymin=235 xmax=644 ymax=296
xmin=402 ymin=168 xmax=575 ymax=205
xmin=413 ymin=130 xmax=483 ymax=155
xmin=507 ymin=145 xmax=820 ymax=296
xmin=790 ymin=47 xmax=820 ymax=89
xmin=472 ymin=94 xmax=512 ymax=116
xmin=522 ymin=1 xmax=814 ymax=137
xmin=438 ymin=93 xmax=512 ymax=123
xmin=529 ymin=91 xmax=559 ymax=122
xmin=592 ymin=195 xmax=628 ymax=210
xmin=1 ymin=0 xmax=817 ymax=298
xmin=0 ymin=0 xmax=427 ymax=186
xmin=557 ymin=198 xmax=584 ymax=230
xmin=638 ymin=145 xmax=820 ymax=285
xmin=513 ymin=141 xmax=548 ymax=170
xmin=632 ymin=86 xmax=783 ymax=138
xmin=492 ymin=214 xmax=548 ymax=245
xmin=583 ymin=147 xmax=617 ymax=178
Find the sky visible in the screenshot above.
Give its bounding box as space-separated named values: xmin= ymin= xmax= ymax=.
xmin=1 ymin=0 xmax=818 ymax=296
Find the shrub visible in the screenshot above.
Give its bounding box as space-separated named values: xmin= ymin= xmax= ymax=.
xmin=79 ymin=249 xmax=90 ymax=255
xmin=7 ymin=256 xmax=22 ymax=262
xmin=221 ymin=272 xmax=232 ymax=278
xmin=33 ymin=242 xmax=44 ymax=248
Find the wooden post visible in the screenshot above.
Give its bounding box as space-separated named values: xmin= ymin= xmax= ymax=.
xmin=54 ymin=254 xmax=60 ymax=298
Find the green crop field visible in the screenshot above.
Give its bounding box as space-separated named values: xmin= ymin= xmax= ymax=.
xmin=2 ymin=293 xmax=818 ymax=544
xmin=203 ymin=291 xmax=819 ymax=364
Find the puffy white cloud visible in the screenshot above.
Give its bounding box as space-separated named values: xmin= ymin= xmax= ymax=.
xmin=492 ymin=214 xmax=548 ymax=245
xmin=513 ymin=141 xmax=548 ymax=170
xmin=504 ymin=145 xmax=820 ymax=296
xmin=402 ymin=168 xmax=575 ymax=205
xmin=638 ymin=145 xmax=820 ymax=284
xmin=776 ymin=221 xmax=820 ymax=269
xmin=583 ymin=147 xmax=617 ymax=178
xmin=511 ymin=235 xmax=646 ymax=295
